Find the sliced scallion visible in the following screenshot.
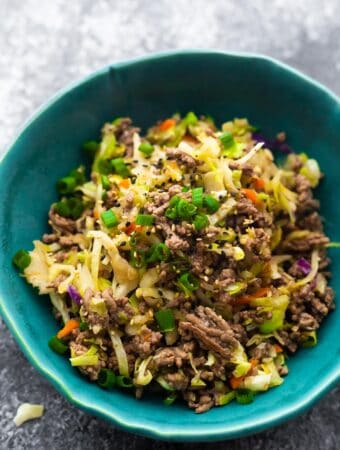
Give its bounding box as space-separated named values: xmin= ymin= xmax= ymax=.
xmin=48 ymin=336 xmax=68 ymax=355
xmin=178 ymin=272 xmax=199 ymax=292
xmin=97 ymin=368 xmax=116 ymax=389
xmin=147 ymin=243 xmax=170 ymax=263
xmin=12 ymin=249 xmax=31 ymax=271
xmin=116 ymin=375 xmax=133 ymax=388
xmin=111 ymin=158 xmax=130 ymax=177
xmin=203 ymin=195 xmax=220 ymax=214
xmin=193 ymin=213 xmax=209 ymax=231
xmin=155 ymin=309 xmax=175 ymax=332
xmin=138 ymin=142 xmax=154 ymax=156
xmin=192 ymin=187 xmax=204 ymax=207
xmin=56 ymin=176 xmax=77 ymax=195
xmin=235 ymin=389 xmax=254 ymax=405
xmin=101 ymin=210 xmax=118 ymax=228
xmin=135 ymin=214 xmax=154 ymax=226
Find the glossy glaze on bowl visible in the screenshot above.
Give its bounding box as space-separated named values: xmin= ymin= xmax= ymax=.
xmin=0 ymin=50 xmax=339 ymax=441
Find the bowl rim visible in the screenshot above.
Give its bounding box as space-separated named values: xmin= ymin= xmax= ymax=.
xmin=0 ymin=49 xmax=339 ymax=442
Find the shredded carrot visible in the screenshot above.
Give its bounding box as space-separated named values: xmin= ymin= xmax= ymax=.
xmin=229 ymin=359 xmax=258 ymax=389
xmin=93 ymin=208 xmax=100 ymax=220
xmin=125 ymin=223 xmax=143 ymax=235
xmin=159 ymin=118 xmax=176 ymax=131
xmin=57 ymin=319 xmax=80 ymax=339
xmin=230 ymin=375 xmax=245 ymax=390
xmin=274 ymin=344 xmax=283 ymax=353
xmin=252 ymin=177 xmax=265 ymax=190
xmin=241 ymin=188 xmax=260 ymax=205
xmin=249 ymin=358 xmax=258 ymax=368
xmin=234 ymin=287 xmax=271 ymax=305
xmin=119 ymin=178 xmax=130 ymax=189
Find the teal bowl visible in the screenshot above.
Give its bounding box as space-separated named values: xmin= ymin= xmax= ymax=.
xmin=0 ymin=50 xmax=339 ymax=442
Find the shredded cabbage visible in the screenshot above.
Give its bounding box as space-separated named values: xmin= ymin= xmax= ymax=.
xmin=134 ymin=356 xmax=153 ymax=386
xmin=49 ymin=292 xmax=70 ymax=324
xmin=13 ymin=403 xmax=44 ymax=427
xmin=25 ymin=241 xmax=52 ymax=294
xmin=109 ymin=328 xmax=129 ymax=376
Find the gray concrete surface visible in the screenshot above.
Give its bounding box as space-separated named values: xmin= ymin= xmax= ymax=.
xmin=1 ymin=0 xmax=339 ymax=448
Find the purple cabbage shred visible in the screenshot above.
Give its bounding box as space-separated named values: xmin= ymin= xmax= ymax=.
xmin=297 ymin=257 xmax=311 ymax=275
xmin=252 ymin=132 xmax=293 ymax=154
xmin=67 ymin=284 xmax=82 ymax=305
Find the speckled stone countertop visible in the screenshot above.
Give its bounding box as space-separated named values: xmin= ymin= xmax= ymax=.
xmin=1 ymin=1 xmax=339 ymax=449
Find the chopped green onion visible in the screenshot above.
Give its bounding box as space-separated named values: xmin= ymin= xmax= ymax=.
xmin=235 ymin=389 xmax=254 ymax=405
xmin=165 ymin=196 xmax=181 ymax=219
xmin=177 ymin=199 xmax=197 ymax=220
xmin=203 ymin=195 xmax=220 ymax=214
xmin=97 ymin=158 xmax=112 ymax=175
xmin=48 ymin=336 xmax=68 ymax=355
xmin=54 ymin=197 xmax=84 ymax=220
xmin=116 ymin=375 xmax=133 ymax=388
xmin=147 ymin=243 xmax=170 ymax=263
xmin=101 ymin=175 xmax=110 ymax=190
xmin=130 ymin=249 xmax=146 ymax=269
xmin=193 ymin=213 xmax=209 ymax=231
xmin=178 ymin=272 xmax=199 ymax=293
xmin=79 ymin=321 xmax=89 ymax=332
xmin=101 ymin=210 xmax=118 ymax=228
xmin=155 ymin=309 xmax=175 ymax=332
xmin=192 ymin=187 xmax=204 ymax=207
xmin=111 ymin=158 xmax=130 ymax=177
xmin=219 ymin=131 xmax=235 ymax=149
xmin=82 ymin=140 xmax=99 ymax=156
xmin=12 ymin=249 xmax=31 ymax=271
xmin=139 ymin=142 xmax=154 ymax=156
xmin=97 ymin=368 xmax=116 ymax=389
xmin=326 ymin=242 xmax=340 ymax=248
xmin=163 ymin=393 xmax=178 ymax=406
xmin=301 ymin=331 xmax=317 ymax=348
xmin=135 ymin=214 xmax=154 ymax=226
xmin=56 ymin=176 xmax=77 ymax=195
xmin=69 ymin=166 xmax=86 ymax=185
xmin=165 ymin=207 xmax=177 ymax=220
xmin=169 ymin=195 xmax=181 ymax=207
xmin=218 ymin=391 xmax=235 ymax=406
xmin=184 ymin=111 xmax=198 ymax=126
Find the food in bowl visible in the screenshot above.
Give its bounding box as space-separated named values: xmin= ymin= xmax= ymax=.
xmin=13 ymin=113 xmax=335 ymax=413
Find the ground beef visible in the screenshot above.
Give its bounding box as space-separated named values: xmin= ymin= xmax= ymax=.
xmin=153 ymin=346 xmax=189 ymax=369
xmin=113 ymin=118 xmax=140 ymax=157
xmin=214 ymin=268 xmax=236 ymax=289
xmin=49 ymin=208 xmax=77 ymax=234
xmin=183 ymin=390 xmax=215 ymax=414
xmin=189 ymin=241 xmax=220 ymax=276
xmin=179 ymin=306 xmax=238 ymax=360
xmin=283 ymin=232 xmax=329 ymax=252
xmin=297 ymin=211 xmax=323 ymax=231
xmin=249 ymin=342 xmax=272 ymax=359
xmin=129 ymin=327 xmax=162 ymax=358
xmin=166 ymin=147 xmax=197 ymax=168
xmin=101 ymin=288 xmax=135 ymax=325
xmin=295 ymin=174 xmax=320 ymax=213
xmin=163 ymin=371 xmax=189 ymax=390
xmin=243 ymin=228 xmax=272 ymax=260
xmin=297 ymin=312 xmax=319 ymax=331
xmin=42 ymin=233 xmax=58 ymax=244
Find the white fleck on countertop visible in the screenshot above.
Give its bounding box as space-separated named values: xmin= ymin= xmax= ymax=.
xmin=1 ymin=1 xmax=339 ymax=449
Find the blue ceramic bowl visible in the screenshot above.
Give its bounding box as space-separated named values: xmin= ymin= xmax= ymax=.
xmin=0 ymin=50 xmax=339 ymax=442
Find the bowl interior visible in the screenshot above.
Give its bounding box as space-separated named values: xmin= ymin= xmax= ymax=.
xmin=0 ymin=51 xmax=339 ymax=441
